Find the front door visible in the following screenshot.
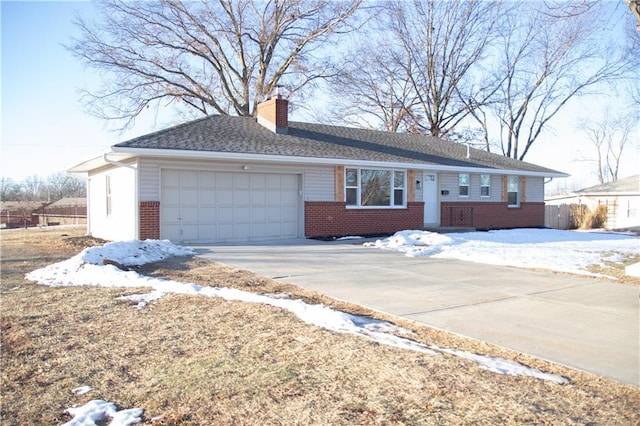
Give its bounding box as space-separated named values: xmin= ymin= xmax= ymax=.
xmin=422 ymin=173 xmax=439 ymax=225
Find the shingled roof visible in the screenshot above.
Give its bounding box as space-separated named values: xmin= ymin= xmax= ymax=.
xmin=575 ymin=175 xmax=640 ymax=194
xmin=114 ymin=114 xmax=562 ymax=175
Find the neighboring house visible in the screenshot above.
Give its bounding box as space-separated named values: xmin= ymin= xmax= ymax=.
xmin=69 ymin=96 xmax=566 ymax=243
xmin=36 ymin=197 xmax=87 ymax=226
xmin=546 ymin=175 xmax=640 ymax=232
xmin=0 ymin=201 xmax=44 ymax=229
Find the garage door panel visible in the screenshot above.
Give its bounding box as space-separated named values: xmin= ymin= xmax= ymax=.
xmin=234 ymin=190 xmax=250 ymax=205
xmin=181 ymin=171 xmax=199 ymax=186
xmin=181 ymin=189 xmax=199 ymax=204
xmin=181 ymin=225 xmax=199 ymax=241
xmin=180 ymin=206 xmax=198 ymax=223
xmin=163 ymin=224 xmax=181 ymax=241
xmin=217 ymin=207 xmax=234 ymax=222
xmin=199 ymin=225 xmax=217 ymax=241
xmin=199 ymin=172 xmax=216 ymax=188
xmin=163 ymin=206 xmax=181 ymax=222
xmin=251 ymin=175 xmax=266 ymax=189
xmin=199 ymin=207 xmax=216 ymax=222
xmin=235 ymin=225 xmax=250 ymax=240
xmin=163 ymin=188 xmax=180 ymax=205
xmin=234 ymin=174 xmax=251 ymax=188
xmin=251 ymin=207 xmax=266 ymax=222
xmin=217 ymin=190 xmax=234 ymax=206
xmin=161 ymin=170 xmax=299 ymax=242
xmin=235 ymin=208 xmax=251 ymax=223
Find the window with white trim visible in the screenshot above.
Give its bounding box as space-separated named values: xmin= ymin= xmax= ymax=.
xmin=480 ymin=174 xmax=491 ymax=197
xmin=345 ymin=168 xmax=405 ymax=207
xmin=106 ymin=175 xmax=112 ymax=216
xmin=459 ymin=173 xmax=469 ymax=197
xmin=507 ymin=176 xmax=520 ymax=207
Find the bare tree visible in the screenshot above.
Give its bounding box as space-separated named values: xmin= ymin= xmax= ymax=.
xmin=322 ymin=41 xmax=418 ymax=133
xmin=69 ymin=0 xmax=364 ymax=128
xmin=477 ymin=2 xmax=630 ymax=160
xmin=21 ymin=175 xmax=46 ymax=201
xmin=322 ymin=0 xmax=501 ymax=138
xmin=0 ymin=177 xmax=21 ymax=201
xmin=46 ymin=173 xmax=86 ymax=201
xmin=580 ymin=113 xmax=637 ymax=184
xmin=392 ymin=0 xmax=502 ymax=138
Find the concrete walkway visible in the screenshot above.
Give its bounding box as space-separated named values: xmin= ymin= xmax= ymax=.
xmin=194 ymin=239 xmax=640 ymax=386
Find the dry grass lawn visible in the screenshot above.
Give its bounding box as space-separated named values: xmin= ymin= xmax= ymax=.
xmin=1 ymin=226 xmax=639 ymax=425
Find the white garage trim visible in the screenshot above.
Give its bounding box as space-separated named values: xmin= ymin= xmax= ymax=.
xmin=160 ymin=169 xmax=301 ymax=243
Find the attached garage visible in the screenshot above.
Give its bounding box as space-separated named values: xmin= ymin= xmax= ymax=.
xmin=160 ymin=169 xmax=301 ymax=243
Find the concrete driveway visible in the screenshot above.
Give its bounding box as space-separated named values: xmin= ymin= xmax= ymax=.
xmin=194 ymin=238 xmax=639 ymax=386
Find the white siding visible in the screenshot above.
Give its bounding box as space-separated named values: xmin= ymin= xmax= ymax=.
xmin=88 ymin=166 xmax=137 ymax=241
xmin=139 ymin=158 xmax=334 ymax=202
xmin=139 ymin=161 xmax=160 ymax=201
xmin=413 ymin=170 xmax=424 ymax=202
xmin=440 ymin=173 xmax=535 ymax=202
xmin=304 ymin=169 xmax=334 ymax=201
xmin=439 ymin=173 xmax=463 ymax=200
xmin=525 ymin=177 xmax=544 ymax=202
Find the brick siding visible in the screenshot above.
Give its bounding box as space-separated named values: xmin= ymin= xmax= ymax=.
xmin=139 ymin=201 xmax=160 ymax=240
xmin=441 ymin=201 xmax=545 ymax=230
xmin=304 ymin=201 xmax=425 ymax=238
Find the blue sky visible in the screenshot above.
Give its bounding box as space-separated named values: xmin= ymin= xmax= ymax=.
xmin=1 ymin=1 xmax=160 ymax=183
xmin=1 ymin=1 xmax=638 ymax=189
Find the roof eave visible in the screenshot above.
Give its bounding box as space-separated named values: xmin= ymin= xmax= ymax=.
xmin=110 ymin=147 xmax=568 ymax=178
xmin=67 ymin=149 xmax=137 ymax=173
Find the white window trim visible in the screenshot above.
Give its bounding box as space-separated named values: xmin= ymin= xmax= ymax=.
xmin=106 ymin=175 xmax=113 ymax=217
xmin=480 ymin=174 xmax=491 ymax=198
xmin=507 ymin=176 xmax=520 ymax=208
xmin=345 ymin=167 xmax=407 ymax=209
xmin=459 ymin=173 xmax=470 ymax=198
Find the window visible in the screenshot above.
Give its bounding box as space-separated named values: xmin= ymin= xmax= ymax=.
xmin=480 ymin=174 xmax=491 ymax=197
xmin=106 ymin=175 xmax=112 ymax=216
xmin=507 ymin=176 xmax=519 ymax=207
xmin=345 ymin=168 xmax=405 ymax=207
xmin=459 ymin=173 xmax=469 ymax=197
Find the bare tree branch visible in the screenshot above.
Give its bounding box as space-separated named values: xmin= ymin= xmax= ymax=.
xmin=68 ymin=0 xmax=364 ymax=129
xmin=483 ymin=2 xmax=632 ymax=160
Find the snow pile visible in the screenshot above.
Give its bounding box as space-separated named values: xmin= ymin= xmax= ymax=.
xmin=63 ymin=400 xmax=142 ymax=426
xmin=26 ymin=239 xmax=568 ymax=384
xmin=26 ymin=239 xmax=195 ymax=287
xmin=365 ymin=228 xmax=639 ymax=276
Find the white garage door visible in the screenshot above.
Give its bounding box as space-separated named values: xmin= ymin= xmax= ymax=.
xmin=161 ymin=170 xmax=300 ymax=243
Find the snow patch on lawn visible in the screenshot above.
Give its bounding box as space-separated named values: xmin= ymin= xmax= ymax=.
xmin=365 ymin=228 xmax=639 ymax=277
xmin=26 ymin=237 xmax=569 ymax=414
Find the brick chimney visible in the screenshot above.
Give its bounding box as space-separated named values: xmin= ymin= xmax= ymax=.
xmin=256 ymin=94 xmax=288 ymax=134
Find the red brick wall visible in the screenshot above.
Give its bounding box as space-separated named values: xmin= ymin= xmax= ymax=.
xmin=441 ymin=202 xmax=545 ymax=230
xmin=139 ymin=201 xmax=160 ymax=240
xmin=256 ymin=95 xmax=288 ymax=130
xmin=304 ymin=201 xmax=425 ymax=238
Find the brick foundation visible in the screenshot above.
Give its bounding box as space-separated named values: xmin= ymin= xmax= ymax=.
xmin=304 ymin=201 xmax=425 ymax=238
xmin=139 ymin=201 xmax=160 ymax=240
xmin=441 ymin=202 xmax=545 ymax=230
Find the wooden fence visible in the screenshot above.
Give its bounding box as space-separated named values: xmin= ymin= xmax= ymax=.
xmin=544 ymin=204 xmax=588 ymax=230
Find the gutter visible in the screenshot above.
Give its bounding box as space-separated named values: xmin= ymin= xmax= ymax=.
xmin=103 ymin=153 xmax=137 ymax=170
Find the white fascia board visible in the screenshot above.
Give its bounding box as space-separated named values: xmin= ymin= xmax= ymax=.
xmin=67 ymin=150 xmax=137 ymax=173
xmin=110 ymin=147 xmax=569 ymax=178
